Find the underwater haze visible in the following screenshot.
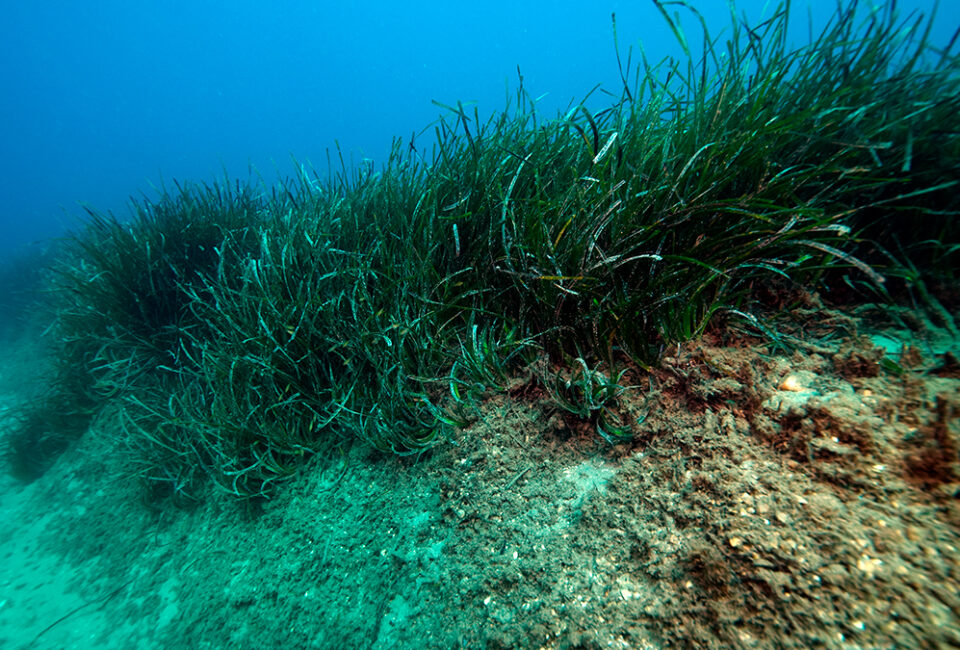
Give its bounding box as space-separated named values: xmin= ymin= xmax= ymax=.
xmin=0 ymin=0 xmax=953 ymax=257
xmin=2 ymin=1 xmax=960 ymax=646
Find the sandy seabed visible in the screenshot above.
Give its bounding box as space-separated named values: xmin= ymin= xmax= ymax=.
xmin=1 ymin=296 xmax=958 ymax=649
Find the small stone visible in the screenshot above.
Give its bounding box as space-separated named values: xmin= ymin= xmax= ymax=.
xmin=780 ymin=375 xmax=805 ymax=391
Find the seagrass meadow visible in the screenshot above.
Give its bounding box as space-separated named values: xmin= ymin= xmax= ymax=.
xmin=6 ymin=0 xmax=957 ymax=500
xmin=4 ymin=1 xmax=960 ymax=648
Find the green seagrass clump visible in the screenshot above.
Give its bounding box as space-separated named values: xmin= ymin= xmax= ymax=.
xmin=10 ymin=0 xmax=955 ymax=500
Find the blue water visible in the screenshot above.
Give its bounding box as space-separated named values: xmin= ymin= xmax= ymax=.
xmin=0 ymin=0 xmax=953 ymax=256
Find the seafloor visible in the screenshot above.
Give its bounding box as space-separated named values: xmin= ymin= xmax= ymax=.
xmin=1 ymin=292 xmax=958 ymax=649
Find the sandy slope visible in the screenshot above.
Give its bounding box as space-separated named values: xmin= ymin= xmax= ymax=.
xmin=1 ymin=299 xmax=958 ymax=649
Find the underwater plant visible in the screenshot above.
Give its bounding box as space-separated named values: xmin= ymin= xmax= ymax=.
xmin=12 ymin=0 xmax=956 ymax=499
